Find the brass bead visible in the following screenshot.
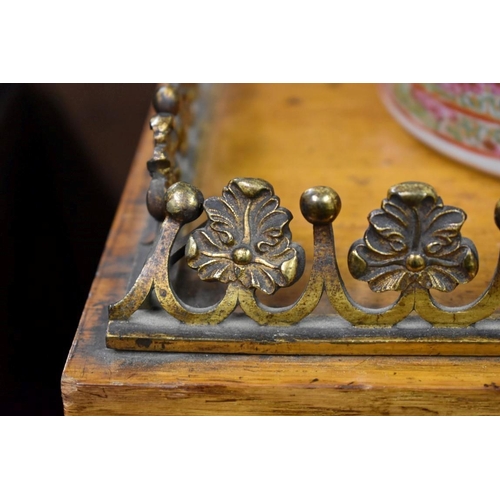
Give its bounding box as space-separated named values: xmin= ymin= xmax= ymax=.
xmin=464 ymin=247 xmax=479 ymax=278
xmin=165 ymin=182 xmax=204 ymax=223
xmin=185 ymin=235 xmax=199 ymax=260
xmin=153 ymin=85 xmax=180 ymax=114
xmin=406 ymin=253 xmax=426 ymax=272
xmin=348 ymin=248 xmax=367 ymax=278
xmin=300 ymin=186 xmax=341 ymax=225
xmin=232 ymin=247 xmax=252 ymax=264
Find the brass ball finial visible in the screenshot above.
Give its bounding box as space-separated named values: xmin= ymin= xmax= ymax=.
xmin=300 ymin=186 xmax=342 ymax=225
xmin=153 ymin=85 xmax=180 ymax=114
xmin=495 ymin=199 xmax=500 ymax=231
xmin=165 ymin=182 xmax=204 ymax=223
xmin=406 ymin=253 xmax=426 ymax=272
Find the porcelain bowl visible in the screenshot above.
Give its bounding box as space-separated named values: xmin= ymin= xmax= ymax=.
xmin=381 ymin=83 xmax=500 ymax=177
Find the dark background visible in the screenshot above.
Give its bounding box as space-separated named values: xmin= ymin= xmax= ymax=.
xmin=0 ymin=83 xmax=156 ymax=415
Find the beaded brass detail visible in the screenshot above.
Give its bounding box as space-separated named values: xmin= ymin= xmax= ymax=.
xmin=147 ymin=83 xmax=197 ymax=222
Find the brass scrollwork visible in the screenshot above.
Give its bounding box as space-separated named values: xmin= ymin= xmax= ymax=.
xmin=109 ymin=176 xmax=500 ymax=331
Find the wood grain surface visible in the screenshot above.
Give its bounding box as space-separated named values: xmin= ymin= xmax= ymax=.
xmin=62 ymin=84 xmax=500 ymax=415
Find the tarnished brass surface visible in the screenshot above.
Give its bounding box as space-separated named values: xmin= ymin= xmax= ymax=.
xmin=186 ymin=178 xmax=304 ymax=295
xmin=109 ymin=178 xmax=500 ymax=339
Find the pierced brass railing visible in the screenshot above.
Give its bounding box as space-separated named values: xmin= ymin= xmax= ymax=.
xmin=106 ymin=84 xmax=500 ymax=355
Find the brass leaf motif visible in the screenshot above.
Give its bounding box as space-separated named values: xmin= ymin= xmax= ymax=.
xmin=348 ymin=182 xmax=479 ymax=292
xmin=186 ymin=178 xmax=305 ymax=294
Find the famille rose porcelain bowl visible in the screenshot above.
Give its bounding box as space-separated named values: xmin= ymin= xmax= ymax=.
xmin=380 ymin=83 xmax=500 ymax=177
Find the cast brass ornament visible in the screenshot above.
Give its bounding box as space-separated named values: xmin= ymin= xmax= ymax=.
xmin=186 ymin=178 xmax=304 ymax=294
xmin=348 ymin=182 xmax=478 ymax=292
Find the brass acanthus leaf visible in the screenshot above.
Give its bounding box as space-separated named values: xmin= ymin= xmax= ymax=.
xmin=186 ymin=178 xmax=305 ymax=294
xmin=348 ymin=182 xmax=479 ymax=292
